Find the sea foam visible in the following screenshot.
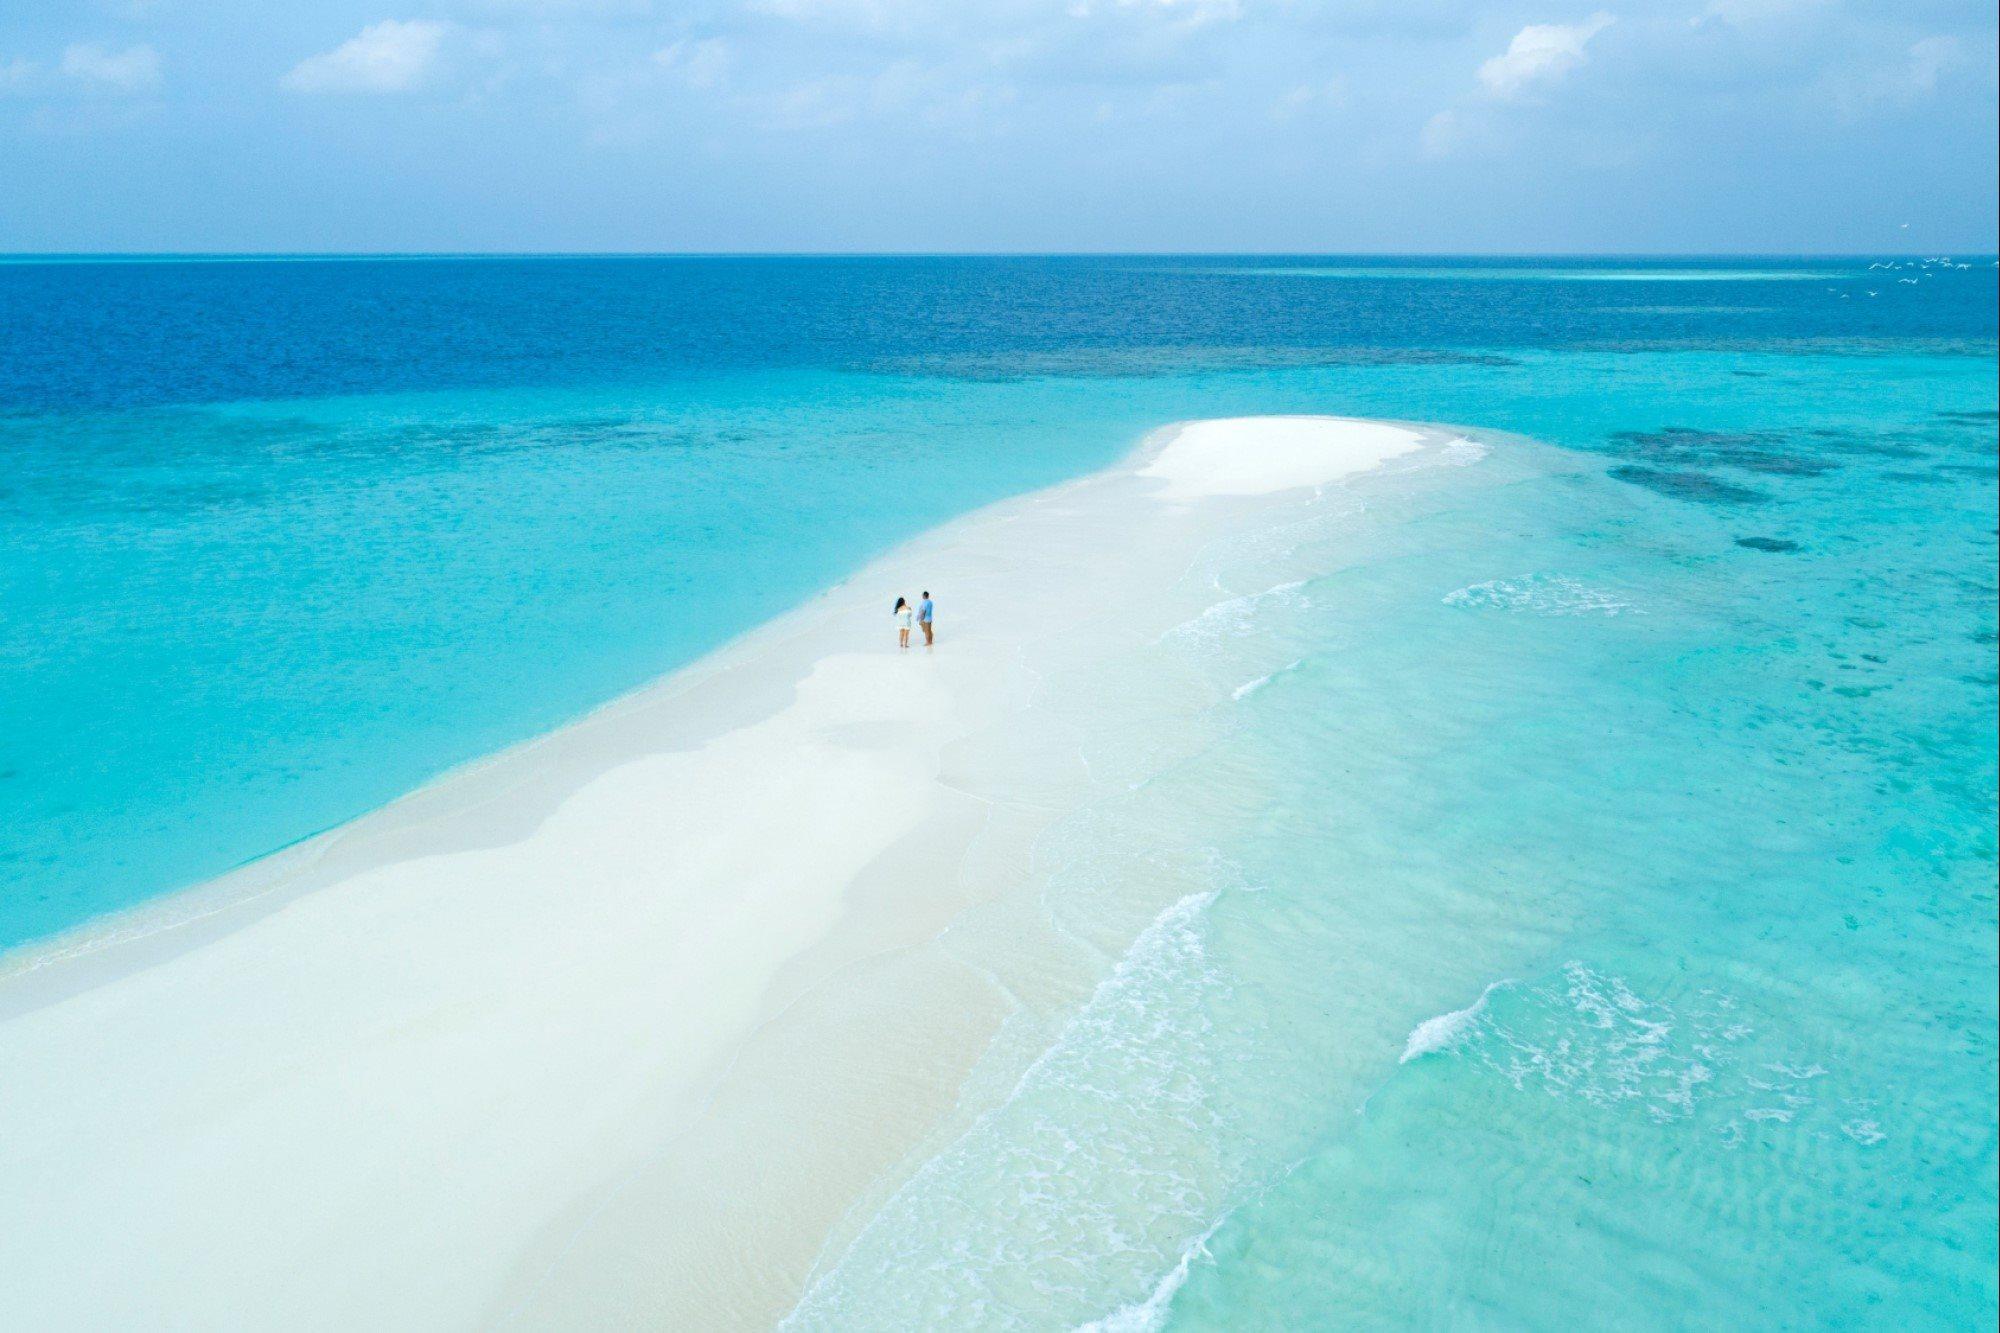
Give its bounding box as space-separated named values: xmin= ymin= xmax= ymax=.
xmin=1232 ymin=659 xmax=1303 ymax=701
xmin=1443 ymin=574 xmax=1637 ymax=617
xmin=1071 ymin=1214 xmax=1227 ymax=1333
xmin=1440 ymin=436 xmax=1492 ymax=466
xmin=1165 ymin=580 xmax=1309 ymax=643
xmin=1401 ymin=980 xmax=1511 ymax=1063
xmin=782 ymin=886 xmax=1231 ymax=1329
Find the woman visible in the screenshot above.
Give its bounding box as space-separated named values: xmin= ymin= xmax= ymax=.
xmin=893 ymin=596 xmax=914 ymax=650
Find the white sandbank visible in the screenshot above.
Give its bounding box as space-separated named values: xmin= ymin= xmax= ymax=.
xmin=1137 ymin=415 xmax=1422 ymax=499
xmin=0 ymin=416 xmax=1461 ymax=1330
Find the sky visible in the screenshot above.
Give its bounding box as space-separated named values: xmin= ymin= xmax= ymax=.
xmin=2 ymin=0 xmax=1995 ymax=252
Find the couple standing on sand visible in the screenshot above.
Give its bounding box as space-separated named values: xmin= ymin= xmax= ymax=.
xmin=893 ymin=592 xmax=935 ymax=650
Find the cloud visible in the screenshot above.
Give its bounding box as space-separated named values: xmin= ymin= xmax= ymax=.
xmin=463 ymin=0 xmax=650 ymax=10
xmin=281 ymin=20 xmax=451 ymax=94
xmin=753 ymin=60 xmax=940 ymax=129
xmin=59 ymin=43 xmax=162 ymax=94
xmin=1827 ymin=33 xmax=1968 ymax=113
xmin=652 ymin=38 xmax=733 ymax=90
xmin=1476 ymin=13 xmax=1614 ymax=99
xmin=1271 ymin=77 xmax=1345 ymax=120
xmin=1899 ymin=34 xmax=1962 ymax=94
xmin=745 ymin=0 xmax=924 ymax=31
xmin=1421 ymin=11 xmax=1615 ymax=155
xmin=1419 ymin=107 xmax=1460 ymax=155
xmin=0 ymin=44 xmax=162 ymax=99
xmin=0 ymin=57 xmax=39 ymax=95
xmin=748 ymin=0 xmax=1242 ymax=45
xmin=1068 ymin=0 xmax=1243 ymax=24
xmin=1692 ymin=0 xmax=1829 ymax=27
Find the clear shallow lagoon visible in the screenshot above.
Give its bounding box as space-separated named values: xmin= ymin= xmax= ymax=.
xmin=2 ymin=256 xmax=1994 ymax=1326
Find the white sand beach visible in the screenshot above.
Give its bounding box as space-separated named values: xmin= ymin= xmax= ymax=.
xmin=0 ymin=416 xmax=1442 ymax=1329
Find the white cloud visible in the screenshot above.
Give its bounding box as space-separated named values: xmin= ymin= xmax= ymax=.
xmin=59 ymin=43 xmax=162 ymax=94
xmin=282 ymin=20 xmax=451 ymax=94
xmin=1692 ymin=0 xmax=1828 ymax=27
xmin=1271 ymin=77 xmax=1345 ymax=120
xmin=752 ymin=0 xmax=1240 ymax=38
xmin=1900 ymin=35 xmax=1961 ymax=94
xmin=1422 ymin=11 xmax=1614 ymax=156
xmin=1476 ymin=13 xmax=1614 ymax=99
xmin=1419 ymin=107 xmax=1460 ymax=155
xmin=0 ymin=57 xmax=39 ymax=95
xmin=1069 ymin=0 xmax=1242 ymax=23
xmin=746 ymin=0 xmax=920 ymax=28
xmin=1829 ymin=34 xmax=1967 ymax=112
xmin=464 ymin=0 xmax=648 ymax=10
xmin=652 ymin=38 xmax=732 ymax=90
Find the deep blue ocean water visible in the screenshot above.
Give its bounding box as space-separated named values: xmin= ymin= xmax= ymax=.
xmin=2 ymin=255 xmax=1994 ymax=1327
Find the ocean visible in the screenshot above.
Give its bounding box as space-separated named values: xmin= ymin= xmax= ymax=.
xmin=2 ymin=255 xmax=1994 ymax=1326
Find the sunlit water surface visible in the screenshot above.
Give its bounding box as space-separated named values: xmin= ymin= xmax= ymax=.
xmin=2 ymin=255 xmax=1992 ymax=1327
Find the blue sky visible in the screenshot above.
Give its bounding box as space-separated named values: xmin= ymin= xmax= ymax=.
xmin=2 ymin=0 xmax=1994 ymax=252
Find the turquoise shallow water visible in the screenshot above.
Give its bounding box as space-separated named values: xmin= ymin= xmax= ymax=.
xmin=1 ymin=256 xmax=1993 ymax=1326
xmin=784 ymin=355 xmax=1996 ymax=1329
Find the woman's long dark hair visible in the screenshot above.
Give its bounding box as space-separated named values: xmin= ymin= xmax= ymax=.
xmin=894 ymin=597 xmax=908 ymax=612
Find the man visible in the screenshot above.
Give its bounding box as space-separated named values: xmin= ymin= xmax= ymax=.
xmin=919 ymin=590 xmax=935 ymax=647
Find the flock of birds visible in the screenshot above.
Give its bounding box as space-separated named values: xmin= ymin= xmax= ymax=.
xmin=1836 ymin=254 xmax=1983 ymax=299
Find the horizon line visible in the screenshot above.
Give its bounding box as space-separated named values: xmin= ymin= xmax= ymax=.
xmin=5 ymin=249 xmax=1998 ymax=264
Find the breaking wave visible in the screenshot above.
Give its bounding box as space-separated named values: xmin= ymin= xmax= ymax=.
xmin=1443 ymin=574 xmax=1638 ymax=617
xmin=1231 ymin=659 xmax=1303 ymax=701
xmin=1071 ymin=1214 xmax=1227 ymax=1333
xmin=783 ymin=888 xmax=1234 ymax=1329
xmin=1401 ymin=980 xmax=1511 ymax=1063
